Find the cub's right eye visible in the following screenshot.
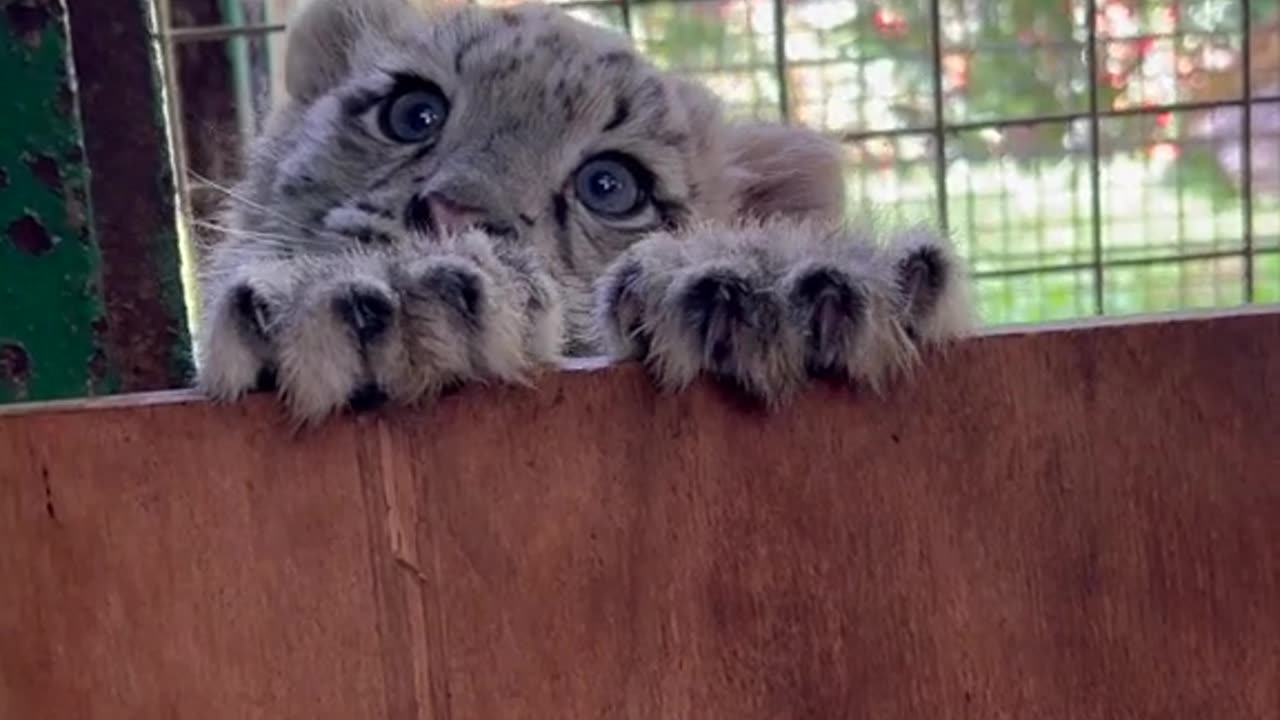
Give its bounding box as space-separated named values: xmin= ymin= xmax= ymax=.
xmin=378 ymin=81 xmax=449 ymax=144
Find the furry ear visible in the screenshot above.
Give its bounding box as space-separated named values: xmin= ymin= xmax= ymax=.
xmin=284 ymin=0 xmax=408 ymax=102
xmin=724 ymin=123 xmax=846 ymax=223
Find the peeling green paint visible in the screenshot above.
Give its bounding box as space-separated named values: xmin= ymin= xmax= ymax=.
xmin=0 ymin=0 xmax=113 ymax=402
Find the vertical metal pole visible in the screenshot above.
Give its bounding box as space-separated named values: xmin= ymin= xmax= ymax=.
xmin=157 ymin=0 xmax=191 ymax=230
xmin=771 ymin=0 xmax=790 ymax=122
xmin=155 ymin=0 xmax=200 ymax=336
xmin=222 ymin=0 xmax=257 ymax=140
xmin=0 ymin=0 xmax=106 ymax=402
xmin=1240 ymin=0 xmax=1254 ymax=303
xmin=68 ymin=0 xmax=193 ymax=392
xmin=929 ymin=0 xmax=950 ymax=233
xmin=1085 ymin=0 xmax=1105 ymax=315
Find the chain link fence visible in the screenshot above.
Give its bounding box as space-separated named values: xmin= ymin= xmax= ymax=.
xmin=153 ymin=0 xmax=1280 ymax=326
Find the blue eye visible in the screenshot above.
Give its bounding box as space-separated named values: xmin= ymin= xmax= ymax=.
xmin=379 ymin=85 xmax=449 ymax=144
xmin=574 ymin=154 xmax=650 ymax=218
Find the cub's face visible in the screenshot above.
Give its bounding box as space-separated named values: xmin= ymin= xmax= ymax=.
xmin=232 ymin=0 xmax=735 ymax=337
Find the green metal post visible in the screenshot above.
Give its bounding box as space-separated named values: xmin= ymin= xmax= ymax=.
xmin=0 ymin=0 xmax=108 ymax=402
xmin=0 ymin=0 xmax=193 ymax=405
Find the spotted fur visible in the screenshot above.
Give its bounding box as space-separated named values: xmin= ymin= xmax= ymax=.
xmin=195 ymin=0 xmax=976 ymax=424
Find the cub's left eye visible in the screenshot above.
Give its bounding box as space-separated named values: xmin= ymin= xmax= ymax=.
xmin=379 ymin=83 xmax=449 ymax=144
xmin=574 ymin=154 xmax=651 ymax=219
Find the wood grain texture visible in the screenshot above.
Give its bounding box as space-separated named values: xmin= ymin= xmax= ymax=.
xmin=2 ymin=311 xmax=1279 ymax=719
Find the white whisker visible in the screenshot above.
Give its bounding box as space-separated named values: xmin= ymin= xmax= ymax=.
xmin=191 ymin=220 xmax=337 ymax=250
xmin=188 ymin=171 xmax=343 ymax=241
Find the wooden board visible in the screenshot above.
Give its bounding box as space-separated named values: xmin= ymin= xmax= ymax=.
xmin=3 ymin=310 xmax=1279 ymax=719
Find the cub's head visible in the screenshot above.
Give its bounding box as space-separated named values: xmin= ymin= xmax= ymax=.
xmin=232 ymin=0 xmax=844 ymax=315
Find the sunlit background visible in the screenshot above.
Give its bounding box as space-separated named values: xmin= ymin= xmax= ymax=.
xmin=156 ymin=0 xmax=1280 ymax=326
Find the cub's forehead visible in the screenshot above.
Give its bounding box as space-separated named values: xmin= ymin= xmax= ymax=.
xmin=430 ymin=4 xmax=634 ymax=72
xmin=359 ymin=4 xmax=675 ymax=126
xmin=364 ymin=5 xmax=639 ymax=79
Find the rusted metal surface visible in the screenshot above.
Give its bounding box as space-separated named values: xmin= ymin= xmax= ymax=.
xmin=0 ymin=0 xmax=107 ymax=403
xmin=1 ymin=0 xmax=193 ymax=404
xmin=65 ymin=0 xmax=192 ymax=394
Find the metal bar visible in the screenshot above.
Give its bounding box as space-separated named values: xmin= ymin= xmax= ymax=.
xmin=221 ymin=0 xmax=257 ymax=143
xmin=771 ymin=0 xmax=789 ymax=122
xmin=0 ymin=0 xmax=106 ymax=403
xmin=157 ymin=22 xmax=286 ymax=42
xmin=160 ymin=11 xmax=1231 ymax=46
xmin=155 ymin=0 xmax=191 ymax=206
xmin=620 ymin=0 xmax=633 ymax=36
xmin=832 ymin=95 xmax=1280 ymax=144
xmin=68 ymin=0 xmax=193 ymax=393
xmin=972 ymin=246 xmax=1280 ymax=281
xmin=1175 ymin=140 xmax=1189 ymax=301
xmin=959 ymin=234 xmax=1276 ymax=268
xmin=945 ymin=28 xmax=1238 ymax=51
xmin=1241 ymin=0 xmax=1254 ymax=303
xmin=155 ymin=0 xmax=197 ymax=326
xmin=1085 ymin=0 xmax=1105 ymax=315
xmin=928 ymin=0 xmax=949 ymax=232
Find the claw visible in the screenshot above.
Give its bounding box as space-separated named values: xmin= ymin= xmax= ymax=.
xmin=896 ymin=245 xmax=947 ymax=323
xmin=683 ymin=273 xmax=755 ymax=370
xmin=333 ymin=286 xmax=396 ymax=345
xmin=233 ymin=284 xmax=274 ymax=340
xmin=789 ymin=267 xmax=866 ymax=374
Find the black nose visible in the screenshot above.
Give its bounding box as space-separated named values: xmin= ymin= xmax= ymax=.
xmin=253 ymin=367 xmax=279 ymax=393
xmin=347 ymin=383 xmax=389 ymax=413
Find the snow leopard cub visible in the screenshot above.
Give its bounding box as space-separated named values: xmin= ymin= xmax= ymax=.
xmin=195 ymin=0 xmax=975 ymax=424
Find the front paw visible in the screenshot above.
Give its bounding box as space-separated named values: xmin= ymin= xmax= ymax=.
xmin=197 ymin=237 xmax=560 ymax=426
xmin=196 ymin=253 xmax=410 ymax=425
xmin=599 ymin=248 xmax=863 ymax=405
xmin=597 ymin=220 xmax=973 ymax=406
xmin=267 ymin=255 xmax=531 ymax=425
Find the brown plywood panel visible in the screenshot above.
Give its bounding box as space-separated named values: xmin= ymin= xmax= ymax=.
xmin=0 ymin=403 xmax=395 ymax=719
xmin=2 ymin=310 xmax=1279 ymax=719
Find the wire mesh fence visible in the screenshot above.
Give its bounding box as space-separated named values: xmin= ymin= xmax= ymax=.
xmin=153 ymin=0 xmax=1280 ymax=327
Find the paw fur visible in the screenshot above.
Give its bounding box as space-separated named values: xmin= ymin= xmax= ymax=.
xmin=596 ymin=218 xmax=974 ymax=405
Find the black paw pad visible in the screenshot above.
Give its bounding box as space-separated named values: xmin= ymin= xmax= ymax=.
xmin=233 ymin=284 xmax=273 ymax=340
xmin=253 ymin=366 xmax=279 ymax=393
xmin=420 ymin=267 xmax=484 ymax=325
xmin=347 ymin=383 xmax=389 ymax=413
xmin=791 ymin=268 xmax=865 ymax=373
xmin=897 ymin=246 xmax=948 ymax=322
xmin=682 ymin=273 xmax=755 ymax=368
xmin=334 ymin=287 xmax=395 ymax=345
